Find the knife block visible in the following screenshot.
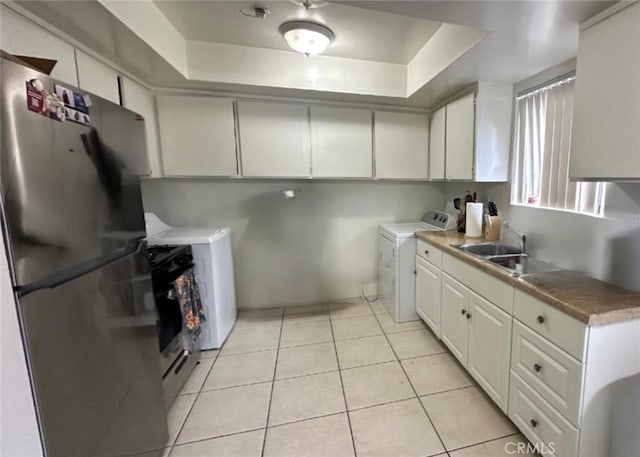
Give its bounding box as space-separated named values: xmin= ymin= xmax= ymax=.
xmin=484 ymin=216 xmax=502 ymax=241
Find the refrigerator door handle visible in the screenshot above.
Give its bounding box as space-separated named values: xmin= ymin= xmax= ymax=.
xmin=16 ymin=240 xmax=147 ymax=297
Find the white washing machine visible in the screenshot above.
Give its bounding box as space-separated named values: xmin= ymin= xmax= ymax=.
xmin=145 ymin=213 xmax=237 ymax=349
xmin=378 ymin=211 xmax=454 ymax=322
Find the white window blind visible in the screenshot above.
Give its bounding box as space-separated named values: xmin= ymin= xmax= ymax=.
xmin=512 ymin=76 xmax=606 ymax=215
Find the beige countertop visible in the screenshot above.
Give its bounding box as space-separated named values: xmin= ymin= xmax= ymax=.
xmin=416 ymin=231 xmax=640 ymax=326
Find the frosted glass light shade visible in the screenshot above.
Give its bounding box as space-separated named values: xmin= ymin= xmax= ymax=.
xmin=279 ymin=21 xmax=334 ymax=56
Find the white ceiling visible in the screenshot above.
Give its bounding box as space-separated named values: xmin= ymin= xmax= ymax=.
xmin=152 ymin=0 xmax=443 ymax=64
xmin=10 ymin=0 xmax=618 ymax=107
xmin=338 ymin=1 xmax=616 ymax=104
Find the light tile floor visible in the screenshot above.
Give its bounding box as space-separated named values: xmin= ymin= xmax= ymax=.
xmin=163 ymin=298 xmax=537 ymax=457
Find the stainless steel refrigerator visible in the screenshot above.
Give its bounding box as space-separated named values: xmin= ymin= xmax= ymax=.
xmin=0 ymin=58 xmax=168 ymax=456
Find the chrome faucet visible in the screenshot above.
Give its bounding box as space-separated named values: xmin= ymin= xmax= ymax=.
xmin=502 ymin=222 xmax=527 ymax=254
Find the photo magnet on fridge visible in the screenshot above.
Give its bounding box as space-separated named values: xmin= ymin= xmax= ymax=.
xmin=26 ymin=80 xmax=66 ymax=122
xmin=54 ymin=83 xmax=90 ymax=114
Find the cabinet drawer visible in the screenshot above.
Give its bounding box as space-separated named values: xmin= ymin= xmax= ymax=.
xmin=416 ymin=239 xmax=442 ymax=267
xmin=509 ymin=372 xmax=579 ymax=457
xmin=511 ymin=321 xmax=583 ymax=426
xmin=513 ymin=290 xmax=587 ymax=361
xmin=442 ymin=253 xmax=514 ymax=314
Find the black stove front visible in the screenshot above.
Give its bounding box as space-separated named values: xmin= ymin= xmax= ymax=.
xmin=148 ymin=244 xmax=193 ymax=360
xmin=148 ymin=243 xmax=201 ymax=409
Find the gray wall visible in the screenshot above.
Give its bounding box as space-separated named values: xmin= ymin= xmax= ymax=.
xmin=142 ymin=179 xmax=446 ymax=309
xmin=503 ymin=183 xmax=640 ymax=292
xmin=442 ymin=181 xmax=640 ymax=293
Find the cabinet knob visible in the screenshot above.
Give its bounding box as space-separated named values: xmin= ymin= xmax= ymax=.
xmin=534 ymin=363 xmax=542 ymax=373
xmin=530 ymin=419 xmax=538 ymax=428
xmin=414 ymin=270 xmax=417 ymax=275
xmin=424 ymin=250 xmax=429 ymax=255
xmin=537 ymin=315 xmax=545 ymax=324
xmin=461 ymin=309 xmax=466 ymax=315
xmin=466 ymin=313 xmax=471 ymax=319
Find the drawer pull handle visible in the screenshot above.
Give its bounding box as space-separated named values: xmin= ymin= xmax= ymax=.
xmin=534 ymin=363 xmax=542 ymax=372
xmin=461 ymin=309 xmax=466 ymax=315
xmin=466 ymin=313 xmax=471 ymax=319
xmin=537 ymin=315 xmax=545 ymax=324
xmin=530 ymin=419 xmax=538 ymax=428
xmin=425 ymin=250 xmax=429 ymax=255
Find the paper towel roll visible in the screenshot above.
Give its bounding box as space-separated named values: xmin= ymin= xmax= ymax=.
xmin=465 ymin=202 xmax=484 ymax=238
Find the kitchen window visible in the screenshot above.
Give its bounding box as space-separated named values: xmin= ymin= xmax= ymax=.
xmin=511 ymin=75 xmax=606 ymax=215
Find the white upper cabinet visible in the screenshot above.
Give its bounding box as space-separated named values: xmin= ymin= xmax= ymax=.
xmin=444 ymin=83 xmax=513 ymax=181
xmin=570 ymin=2 xmax=640 ymax=180
xmin=429 ymin=106 xmax=446 ymax=180
xmin=75 ymin=50 xmax=120 ymax=104
xmin=157 ymin=95 xmax=237 ymax=177
xmin=238 ymin=101 xmax=311 ymax=178
xmin=374 ymin=111 xmax=429 ymax=179
xmin=119 ymin=78 xmax=161 ymax=177
xmin=310 ymin=106 xmax=372 ymax=178
xmin=445 ymin=92 xmax=475 ymax=180
xmin=0 ymin=7 xmax=78 ymax=85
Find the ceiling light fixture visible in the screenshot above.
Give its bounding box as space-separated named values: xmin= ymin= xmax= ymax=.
xmin=279 ymin=20 xmax=334 ymax=56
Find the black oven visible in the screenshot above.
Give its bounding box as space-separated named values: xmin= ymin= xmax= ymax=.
xmin=148 ymin=244 xmax=200 ymax=408
xmin=149 ymin=245 xmax=193 ymax=353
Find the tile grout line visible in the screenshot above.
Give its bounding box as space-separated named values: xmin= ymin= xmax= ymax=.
xmin=443 ymin=431 xmax=524 ymax=454
xmin=329 ymin=306 xmax=359 ymax=457
xmin=169 ymin=426 xmax=267 ymax=450
xmin=367 ymin=300 xmax=450 ymax=455
xmin=167 ymin=348 xmax=221 ymax=455
xmin=259 ymin=308 xmax=285 ymax=457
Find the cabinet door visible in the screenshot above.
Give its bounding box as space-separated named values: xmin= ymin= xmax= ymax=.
xmin=445 ymin=92 xmax=475 ymax=180
xmin=120 ymin=78 xmax=160 ymax=177
xmin=429 ymin=106 xmax=446 ymax=180
xmin=157 ymin=95 xmax=237 ymax=176
xmin=416 ymin=256 xmax=441 ymax=338
xmin=467 ymin=291 xmax=512 ymax=413
xmin=570 ymin=2 xmax=640 ymax=180
xmin=441 ymin=273 xmax=469 ymax=365
xmin=238 ymin=101 xmax=310 ymax=177
xmin=374 ymin=111 xmax=429 ymax=179
xmin=0 ymin=7 xmax=78 ymax=85
xmin=310 ymin=106 xmax=372 ymax=178
xmin=75 ymin=50 xmax=120 ymax=104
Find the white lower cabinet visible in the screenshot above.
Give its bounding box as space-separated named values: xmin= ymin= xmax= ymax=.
xmin=416 ymin=256 xmax=441 ymax=338
xmin=439 ymin=273 xmax=512 ymax=413
xmin=467 ymin=291 xmax=512 ymax=413
xmin=419 ymin=238 xmax=640 ymax=456
xmin=509 ymin=372 xmax=579 ymax=457
xmin=440 ymin=273 xmax=469 ymax=366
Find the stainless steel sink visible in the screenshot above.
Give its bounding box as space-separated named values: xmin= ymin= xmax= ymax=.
xmin=454 ymin=242 xmax=523 ymax=257
xmin=487 ymin=254 xmax=562 ymax=276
